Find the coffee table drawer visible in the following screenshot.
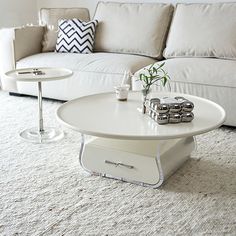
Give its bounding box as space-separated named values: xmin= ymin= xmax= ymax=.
xmin=81 ymin=138 xmax=160 ymax=185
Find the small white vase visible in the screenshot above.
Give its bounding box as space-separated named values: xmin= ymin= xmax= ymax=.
xmin=141 ymin=89 xmax=151 ymax=114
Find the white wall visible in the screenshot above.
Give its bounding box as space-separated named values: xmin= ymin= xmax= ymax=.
xmin=0 ymin=0 xmax=38 ymax=28
xmin=37 ymin=0 xmax=236 ymax=17
xmin=0 ymin=0 xmax=234 ymax=27
xmin=37 ymin=0 xmax=97 ymax=17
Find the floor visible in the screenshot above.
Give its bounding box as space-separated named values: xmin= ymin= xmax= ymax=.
xmin=0 ymin=91 xmax=235 ymax=235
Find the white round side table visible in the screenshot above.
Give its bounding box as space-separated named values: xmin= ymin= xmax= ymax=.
xmin=5 ymin=67 xmax=73 ymax=143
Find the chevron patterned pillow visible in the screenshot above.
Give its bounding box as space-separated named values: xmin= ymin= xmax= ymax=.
xmin=56 ymin=18 xmax=98 ymax=53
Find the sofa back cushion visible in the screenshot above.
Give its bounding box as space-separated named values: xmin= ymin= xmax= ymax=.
xmin=40 ymin=8 xmax=90 ymax=52
xmin=93 ymin=2 xmax=173 ymax=59
xmin=164 ymin=3 xmax=236 ymax=59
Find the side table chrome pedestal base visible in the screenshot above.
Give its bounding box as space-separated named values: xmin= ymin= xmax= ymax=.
xmin=19 ymin=81 xmax=64 ymax=143
xmin=20 ymin=127 xmax=64 ymax=143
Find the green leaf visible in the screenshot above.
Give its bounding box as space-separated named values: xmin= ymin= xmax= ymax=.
xmin=137 ymin=61 xmax=171 ymax=90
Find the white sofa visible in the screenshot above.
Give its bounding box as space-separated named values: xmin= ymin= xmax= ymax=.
xmin=1 ymin=2 xmax=236 ymax=126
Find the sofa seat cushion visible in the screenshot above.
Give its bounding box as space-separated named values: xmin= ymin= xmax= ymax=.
xmin=16 ymin=52 xmax=156 ymax=100
xmin=134 ymin=58 xmax=236 ymax=89
xmin=93 ymin=2 xmax=173 ymax=59
xmin=164 ymin=3 xmax=236 ymax=59
xmin=16 ymin=52 xmax=155 ymax=75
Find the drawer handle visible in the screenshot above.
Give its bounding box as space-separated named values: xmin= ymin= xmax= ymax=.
xmin=104 ymin=160 xmax=134 ymax=169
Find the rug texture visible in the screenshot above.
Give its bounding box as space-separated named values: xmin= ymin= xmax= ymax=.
xmin=0 ymin=91 xmax=235 ymax=236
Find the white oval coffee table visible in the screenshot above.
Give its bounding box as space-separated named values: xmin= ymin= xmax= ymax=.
xmin=5 ymin=67 xmax=73 ymax=143
xmin=57 ymin=92 xmax=226 ymax=188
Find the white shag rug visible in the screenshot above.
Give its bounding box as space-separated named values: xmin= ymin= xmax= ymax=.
xmin=0 ymin=91 xmax=235 ymax=236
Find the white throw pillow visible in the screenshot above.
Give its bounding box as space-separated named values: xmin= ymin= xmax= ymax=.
xmin=93 ymin=2 xmax=174 ymax=59
xmin=40 ymin=8 xmax=90 ymax=52
xmin=56 ymin=19 xmax=98 ymax=54
xmin=164 ymin=3 xmax=236 ymax=59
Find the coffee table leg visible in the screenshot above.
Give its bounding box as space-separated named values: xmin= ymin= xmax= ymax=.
xmin=79 ymin=134 xmax=85 ymax=167
xmin=78 ymin=134 xmax=100 ymax=175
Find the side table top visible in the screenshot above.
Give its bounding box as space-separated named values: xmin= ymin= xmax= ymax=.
xmin=56 ymin=92 xmax=226 ymax=140
xmin=5 ymin=67 xmax=73 ymax=82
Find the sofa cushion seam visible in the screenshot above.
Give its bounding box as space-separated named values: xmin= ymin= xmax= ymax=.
xmin=170 ymin=80 xmax=236 ymax=89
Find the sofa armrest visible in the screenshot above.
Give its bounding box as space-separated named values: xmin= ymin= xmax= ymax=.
xmin=0 ymin=26 xmax=44 ymax=91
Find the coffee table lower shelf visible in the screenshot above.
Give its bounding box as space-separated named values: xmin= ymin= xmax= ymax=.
xmin=79 ymin=135 xmax=195 ymax=188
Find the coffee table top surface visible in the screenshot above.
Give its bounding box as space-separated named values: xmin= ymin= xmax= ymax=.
xmin=57 ymin=92 xmax=226 ymax=140
xmin=5 ymin=67 xmax=73 ymax=82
